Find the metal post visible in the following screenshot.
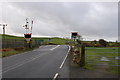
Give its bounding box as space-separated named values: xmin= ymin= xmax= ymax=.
xmin=2 ymin=24 xmax=7 ymax=35
xmin=80 ymin=44 xmax=85 ymax=67
xmin=3 ymin=26 xmax=5 ymax=48
xmin=0 ymin=24 xmax=7 ymax=49
xmin=3 ymin=26 xmax=5 ymax=35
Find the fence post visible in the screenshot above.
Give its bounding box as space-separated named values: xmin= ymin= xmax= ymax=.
xmin=80 ymin=44 xmax=85 ymax=67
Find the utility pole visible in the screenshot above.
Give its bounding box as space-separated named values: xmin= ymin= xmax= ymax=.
xmin=0 ymin=24 xmax=7 ymax=48
xmin=0 ymin=24 xmax=7 ymax=35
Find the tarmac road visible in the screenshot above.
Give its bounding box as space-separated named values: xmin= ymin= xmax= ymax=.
xmin=2 ymin=45 xmax=70 ymax=78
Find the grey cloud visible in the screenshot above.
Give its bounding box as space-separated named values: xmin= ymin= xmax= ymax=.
xmin=1 ymin=2 xmax=118 ymax=41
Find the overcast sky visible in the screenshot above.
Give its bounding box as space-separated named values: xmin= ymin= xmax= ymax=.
xmin=0 ymin=2 xmax=118 ymax=41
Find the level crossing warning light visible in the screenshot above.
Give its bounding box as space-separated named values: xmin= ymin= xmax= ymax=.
xmin=71 ymin=32 xmax=78 ymax=39
xmin=23 ymin=18 xmax=33 ymax=44
xmin=24 ymin=33 xmax=32 ymax=43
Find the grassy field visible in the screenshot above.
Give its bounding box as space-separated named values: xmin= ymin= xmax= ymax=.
xmin=85 ymin=47 xmax=119 ymax=56
xmin=0 ymin=34 xmax=24 ymax=39
xmin=0 ymin=34 xmax=71 ymax=45
xmin=84 ymin=47 xmax=120 ymax=74
xmin=0 ymin=34 xmax=72 ymax=57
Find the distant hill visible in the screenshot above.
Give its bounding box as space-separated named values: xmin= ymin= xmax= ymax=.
xmin=0 ymin=34 xmax=72 ymax=45
xmin=0 ymin=34 xmax=23 ymax=39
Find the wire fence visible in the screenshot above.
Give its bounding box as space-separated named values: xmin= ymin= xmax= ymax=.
xmin=0 ymin=39 xmax=1 ymax=49
xmin=85 ymin=47 xmax=120 ymax=66
xmin=0 ymin=38 xmax=44 ymax=49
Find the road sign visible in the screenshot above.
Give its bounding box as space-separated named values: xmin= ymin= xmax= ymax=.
xmin=24 ymin=34 xmax=31 ymax=38
xmin=26 ymin=38 xmax=31 ymax=43
xmin=37 ymin=39 xmax=44 ymax=42
xmin=71 ymin=32 xmax=78 ymax=39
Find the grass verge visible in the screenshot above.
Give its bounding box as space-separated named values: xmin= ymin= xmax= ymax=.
xmin=1 ymin=47 xmax=38 ymax=58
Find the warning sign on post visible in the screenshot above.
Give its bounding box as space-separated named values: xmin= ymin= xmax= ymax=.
xmin=71 ymin=32 xmax=78 ymax=39
xmin=24 ymin=33 xmax=32 ymax=43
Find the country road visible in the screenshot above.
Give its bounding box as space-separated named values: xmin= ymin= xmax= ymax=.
xmin=2 ymin=45 xmax=70 ymax=79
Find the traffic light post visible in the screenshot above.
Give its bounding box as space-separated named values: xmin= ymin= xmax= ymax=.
xmin=24 ymin=34 xmax=32 ymax=48
xmin=23 ymin=18 xmax=33 ymax=48
xmin=71 ymin=32 xmax=85 ymax=67
xmin=71 ymin=32 xmax=78 ymax=43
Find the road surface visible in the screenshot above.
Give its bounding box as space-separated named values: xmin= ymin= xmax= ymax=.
xmin=2 ymin=45 xmax=70 ymax=79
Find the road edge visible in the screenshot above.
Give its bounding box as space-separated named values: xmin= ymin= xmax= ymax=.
xmin=59 ymin=45 xmax=71 ymax=69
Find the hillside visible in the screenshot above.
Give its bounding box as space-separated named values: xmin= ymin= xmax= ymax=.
xmin=0 ymin=34 xmax=71 ymax=45
xmin=0 ymin=34 xmax=23 ymax=39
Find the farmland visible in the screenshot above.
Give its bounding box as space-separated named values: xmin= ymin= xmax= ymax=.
xmin=85 ymin=47 xmax=120 ymax=74
xmin=0 ymin=34 xmax=71 ymax=45
xmin=0 ymin=34 xmax=71 ymax=57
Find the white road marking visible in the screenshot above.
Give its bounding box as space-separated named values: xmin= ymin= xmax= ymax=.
xmin=59 ymin=45 xmax=71 ymax=69
xmin=2 ymin=45 xmax=70 ymax=79
xmin=100 ymin=57 xmax=110 ymax=61
xmin=2 ymin=45 xmax=59 ymax=73
xmin=50 ymin=45 xmax=60 ymax=51
xmin=53 ymin=73 xmax=59 ymax=80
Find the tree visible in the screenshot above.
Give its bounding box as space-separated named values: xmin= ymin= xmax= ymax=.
xmin=91 ymin=40 xmax=97 ymax=44
xmin=93 ymin=40 xmax=97 ymax=44
xmin=98 ymin=39 xmax=108 ymax=47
